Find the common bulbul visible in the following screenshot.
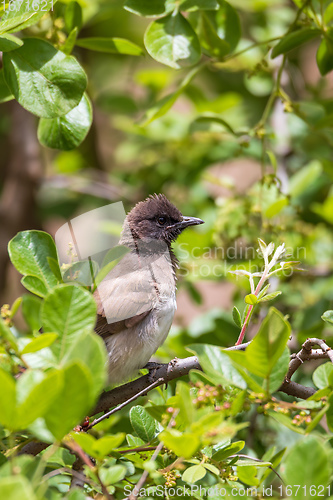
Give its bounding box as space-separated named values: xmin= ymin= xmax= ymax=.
xmin=93 ymin=194 xmax=204 ymax=384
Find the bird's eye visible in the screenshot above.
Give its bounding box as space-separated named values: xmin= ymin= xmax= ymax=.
xmin=157 ymin=216 xmax=167 ymax=225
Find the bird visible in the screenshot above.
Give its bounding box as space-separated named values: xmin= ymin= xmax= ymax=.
xmin=93 ymin=194 xmax=204 ymax=385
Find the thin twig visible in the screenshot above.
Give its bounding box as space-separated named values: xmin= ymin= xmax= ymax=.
xmin=87 ymin=378 xmax=165 ymax=430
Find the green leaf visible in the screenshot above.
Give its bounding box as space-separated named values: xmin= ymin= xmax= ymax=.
xmin=99 ymin=464 xmax=127 ymax=486
xmin=325 ymin=393 xmax=333 ymax=432
xmin=190 ymin=114 xmax=237 ymax=135
xmin=45 ymin=362 xmax=93 ymax=440
xmin=316 ymin=36 xmax=333 ymax=76
xmin=75 ymin=37 xmax=144 ymax=56
xmin=21 ymin=276 xmax=48 ymax=298
xmin=0 ymin=475 xmax=36 ymax=500
xmin=244 ymin=308 xmax=291 ymax=378
xmin=144 ymin=12 xmax=201 ymax=69
xmin=188 ymin=344 xmax=246 ymax=389
xmin=47 ymin=257 xmax=63 ymax=282
xmin=0 ymin=69 xmax=13 ymax=103
xmin=0 ymin=316 xmax=18 ymax=351
xmin=130 ymin=406 xmax=156 ymax=442
xmin=0 ymin=0 xmax=55 ymax=34
xmin=216 ymin=2 xmax=241 ymax=52
xmin=14 ymin=369 xmax=61 ymax=428
xmin=65 ymin=1 xmax=82 ymax=33
xmin=38 ymin=93 xmax=92 ymax=151
xmin=0 ymin=369 xmax=16 ymax=428
xmin=180 ymin=0 xmax=219 ymax=11
xmin=281 ymin=436 xmax=331 ymax=497
xmin=3 ymin=38 xmax=87 ymax=118
xmin=313 ymin=362 xmax=333 ymax=389
xmin=61 ymin=330 xmax=108 ymax=398
xmin=200 ymin=12 xmax=230 ymax=59
xmin=237 ymin=465 xmax=259 ymax=486
xmin=63 ymin=26 xmax=78 ymax=55
xmin=40 ymin=284 xmax=97 ymax=361
xmin=271 ymin=28 xmax=321 ymax=58
xmin=22 ymin=294 xmax=42 ymax=331
xmin=322 ymin=310 xmax=333 ymax=325
xmin=245 ymin=293 xmax=258 ymax=305
xmin=258 ymin=291 xmax=282 ymax=303
xmin=265 ymin=198 xmax=288 ymax=218
xmin=124 ymin=0 xmax=175 ymax=17
xmin=232 ymin=306 xmax=242 ymax=328
xmin=0 ymin=33 xmax=22 ymax=51
xmin=267 ymin=346 xmax=290 ymax=393
xmin=175 ymin=381 xmax=194 ymax=426
xmin=212 ymin=440 xmax=245 ymax=461
xmin=8 ymin=231 xmax=59 ymax=291
xmin=182 ymin=464 xmax=207 ymax=484
xmin=20 ymin=333 xmax=58 ymax=354
xmin=267 ymin=410 xmax=305 ymax=434
xmin=72 ymin=432 xmax=125 ymax=460
xmin=159 ymin=429 xmax=200 ymax=458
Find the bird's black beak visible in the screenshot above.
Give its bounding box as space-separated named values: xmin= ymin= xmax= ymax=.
xmin=167 ymin=216 xmax=204 ymax=231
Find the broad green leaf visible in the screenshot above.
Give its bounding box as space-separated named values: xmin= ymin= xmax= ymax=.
xmin=61 ymin=330 xmax=108 ymax=398
xmin=21 ymin=276 xmax=48 ymax=298
xmin=175 ymin=380 xmax=194 ymax=427
xmin=265 ymin=198 xmax=288 ymax=218
xmin=72 ymin=432 xmax=125 ymax=460
xmin=325 ymin=393 xmax=333 ymax=432
xmin=322 ymin=310 xmax=333 ymax=325
xmin=216 ymin=2 xmax=241 ymax=52
xmin=316 ymin=36 xmax=333 ymax=76
xmin=20 ymin=334 xmax=58 ymax=355
xmin=8 ymin=230 xmax=59 ymax=291
xmin=124 ymin=0 xmax=175 ymax=17
xmin=200 ymin=12 xmax=230 ymax=59
xmin=182 ymin=464 xmax=206 ymax=484
xmin=0 ymin=69 xmax=13 ymax=103
xmin=144 ymin=405 xmax=169 ymax=422
xmin=237 ymin=465 xmax=259 ymax=486
xmin=21 ymin=294 xmax=42 ymax=332
xmin=0 ymin=369 xmax=16 ymax=428
xmin=222 ymin=351 xmax=264 ymax=393
xmin=40 ymin=284 xmax=97 ymax=361
xmin=65 ymin=1 xmax=82 ymax=33
xmin=244 ymin=308 xmax=291 ymax=378
xmin=0 ymin=475 xmax=36 ymax=500
xmin=159 ymin=429 xmax=200 ymax=458
xmin=3 ymin=38 xmax=87 ymax=118
xmin=45 ymin=362 xmax=93 ymax=440
xmin=75 ymin=37 xmax=144 ymax=56
xmin=38 ymin=93 xmax=92 ymax=150
xmin=0 ymin=33 xmax=22 ymax=51
xmin=180 ymin=0 xmax=219 ymax=11
xmin=14 ymin=369 xmax=61 ymax=428
xmin=47 ymin=257 xmax=63 ymax=282
xmin=188 ymin=344 xmax=246 ymax=389
xmin=99 ymin=464 xmax=127 ymax=486
xmin=130 ymin=406 xmax=156 ymax=442
xmin=271 ymin=28 xmax=321 ymax=58
xmin=212 ymin=440 xmax=245 ymax=461
xmin=0 ymin=316 xmax=18 ymax=351
xmin=281 ymin=437 xmax=331 ymax=498
xmin=245 ymin=293 xmax=257 ymax=305
xmin=325 ymin=3 xmax=333 ymax=24
xmin=0 ymin=0 xmax=55 ymax=34
xmin=305 ymin=403 xmax=329 ymax=433
xmin=313 ymin=362 xmax=333 ymax=389
xmin=144 ymin=12 xmax=201 ymax=69
xmin=267 ymin=346 xmax=290 ymax=393
xmin=232 ymin=306 xmax=242 ymax=327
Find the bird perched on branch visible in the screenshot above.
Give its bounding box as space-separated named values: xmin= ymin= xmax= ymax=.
xmin=94 ymin=194 xmax=204 ymax=384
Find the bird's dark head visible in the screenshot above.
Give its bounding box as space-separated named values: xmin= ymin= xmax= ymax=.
xmin=122 ymin=194 xmax=204 ymax=246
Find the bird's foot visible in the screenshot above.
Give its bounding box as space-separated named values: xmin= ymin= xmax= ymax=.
xmin=144 ymin=361 xmax=164 ymax=383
